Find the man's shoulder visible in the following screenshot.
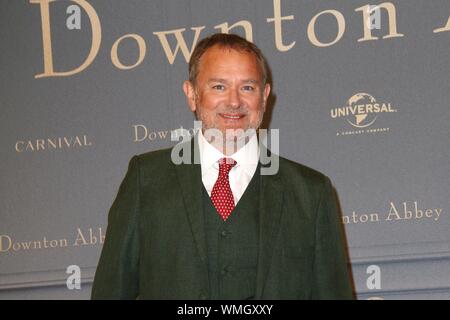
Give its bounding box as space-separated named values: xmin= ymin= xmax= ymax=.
xmin=134 ymin=136 xmax=195 ymax=168
xmin=278 ymin=155 xmax=330 ymax=187
xmin=131 ymin=145 xmax=331 ymax=187
xmin=133 ymin=146 xmax=174 ymax=170
xmin=137 ymin=146 xmax=173 ymax=161
xmin=125 ymin=146 xmax=178 ymax=186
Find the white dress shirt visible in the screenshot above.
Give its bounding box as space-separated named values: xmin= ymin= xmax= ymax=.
xmin=198 ymin=129 xmax=259 ymax=205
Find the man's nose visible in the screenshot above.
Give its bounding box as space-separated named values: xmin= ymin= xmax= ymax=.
xmin=227 ymin=87 xmax=241 ymax=108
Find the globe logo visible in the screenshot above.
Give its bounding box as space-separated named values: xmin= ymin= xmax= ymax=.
xmin=330 ymin=93 xmax=397 ymax=129
xmin=346 ymin=93 xmax=378 ymax=128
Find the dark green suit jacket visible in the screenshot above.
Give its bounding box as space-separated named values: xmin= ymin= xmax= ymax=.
xmin=91 ymin=137 xmax=353 ymax=299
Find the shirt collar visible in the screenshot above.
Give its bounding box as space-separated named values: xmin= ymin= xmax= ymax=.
xmin=198 ymin=129 xmax=259 ymax=172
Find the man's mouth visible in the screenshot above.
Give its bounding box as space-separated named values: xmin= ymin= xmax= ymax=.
xmin=219 ymin=113 xmax=245 ymax=120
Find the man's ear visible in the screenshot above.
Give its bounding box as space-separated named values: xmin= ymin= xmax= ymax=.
xmin=262 ymin=83 xmax=271 ymax=112
xmin=183 ymin=80 xmax=197 ymax=112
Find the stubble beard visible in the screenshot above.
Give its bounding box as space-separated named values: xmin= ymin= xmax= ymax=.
xmin=194 ymin=102 xmax=264 ymax=155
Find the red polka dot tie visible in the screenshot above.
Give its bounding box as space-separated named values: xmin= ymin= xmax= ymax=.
xmin=210 ymin=158 xmax=237 ymax=221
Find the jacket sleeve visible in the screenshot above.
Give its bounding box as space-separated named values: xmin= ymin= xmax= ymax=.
xmin=91 ymin=156 xmax=140 ymax=299
xmin=311 ymin=176 xmax=354 ymax=299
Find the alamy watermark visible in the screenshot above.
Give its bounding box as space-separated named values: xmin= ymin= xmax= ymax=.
xmin=367 ymin=5 xmax=381 ymax=30
xmin=366 ymin=265 xmax=381 ymax=290
xmin=170 ymin=121 xmax=280 ymax=176
xmin=66 ymin=4 xmax=81 ymax=30
xmin=66 ymin=264 xmax=81 ymax=290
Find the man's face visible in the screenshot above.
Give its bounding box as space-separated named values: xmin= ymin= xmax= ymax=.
xmin=183 ymin=45 xmax=271 ymax=140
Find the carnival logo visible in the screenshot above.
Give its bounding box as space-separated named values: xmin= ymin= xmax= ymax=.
xmin=331 ymin=93 xmax=397 ymax=136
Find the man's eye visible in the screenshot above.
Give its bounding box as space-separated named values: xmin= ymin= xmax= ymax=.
xmin=212 ymin=85 xmax=225 ymax=90
xmin=242 ymin=85 xmax=255 ymax=91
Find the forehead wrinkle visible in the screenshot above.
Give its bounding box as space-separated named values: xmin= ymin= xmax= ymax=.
xmin=207 ymin=78 xmax=228 ymax=84
xmin=207 ymin=78 xmax=260 ymax=85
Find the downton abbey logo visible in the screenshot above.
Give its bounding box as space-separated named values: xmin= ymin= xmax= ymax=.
xmin=342 ymin=200 xmax=444 ymax=225
xmin=331 ymin=93 xmax=397 ymax=136
xmin=0 ymin=227 xmax=105 ymax=254
xmin=29 ymin=0 xmax=450 ymax=79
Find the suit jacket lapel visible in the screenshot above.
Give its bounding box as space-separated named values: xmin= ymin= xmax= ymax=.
xmin=173 ymin=135 xmax=208 ymax=269
xmin=255 ymin=149 xmax=284 ymax=299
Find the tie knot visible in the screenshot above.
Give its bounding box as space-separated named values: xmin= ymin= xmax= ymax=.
xmin=218 ymin=158 xmax=236 ymax=176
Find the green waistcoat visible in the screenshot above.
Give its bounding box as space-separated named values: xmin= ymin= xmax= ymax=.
xmin=203 ymin=168 xmax=260 ymax=300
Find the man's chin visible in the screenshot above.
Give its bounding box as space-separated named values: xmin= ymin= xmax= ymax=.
xmin=202 ymin=123 xmax=258 ymax=140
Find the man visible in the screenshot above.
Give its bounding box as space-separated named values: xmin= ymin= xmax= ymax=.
xmin=91 ymin=33 xmax=353 ymax=299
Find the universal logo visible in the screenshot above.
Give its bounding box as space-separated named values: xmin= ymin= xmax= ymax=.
xmin=331 ymin=93 xmax=397 ymax=136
